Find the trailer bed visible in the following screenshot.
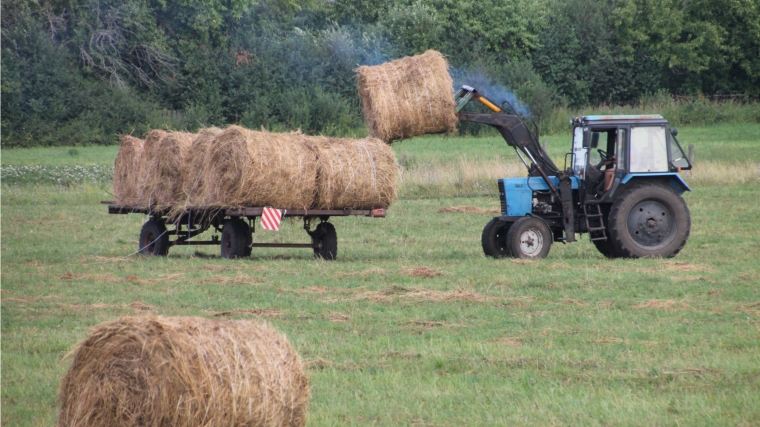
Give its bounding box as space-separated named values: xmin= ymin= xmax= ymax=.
xmin=103 ymin=201 xmax=387 ymax=260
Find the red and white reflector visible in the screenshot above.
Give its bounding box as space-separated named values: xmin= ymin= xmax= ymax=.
xmin=261 ymin=207 xmax=285 ymax=231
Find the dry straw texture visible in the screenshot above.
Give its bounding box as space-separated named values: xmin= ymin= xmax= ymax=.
xmin=179 ymin=127 xmax=224 ymax=207
xmin=357 ymin=50 xmax=457 ymax=143
xmin=113 ymin=135 xmax=144 ymax=206
xmin=201 ymin=126 xmax=318 ymax=208
xmin=135 ymin=130 xmax=168 ymax=207
xmin=308 ymin=136 xmax=398 ymax=209
xmin=142 ymin=132 xmax=195 ymax=208
xmin=58 ymin=316 xmax=309 ymax=427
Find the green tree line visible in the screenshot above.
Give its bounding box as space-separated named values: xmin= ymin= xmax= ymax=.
xmin=2 ymin=0 xmax=759 ymax=147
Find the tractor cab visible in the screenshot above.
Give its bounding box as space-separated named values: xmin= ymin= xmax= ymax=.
xmin=569 ymin=115 xmax=692 ymax=202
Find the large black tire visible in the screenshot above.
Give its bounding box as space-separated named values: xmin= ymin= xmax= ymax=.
xmin=312 ymin=222 xmax=338 ymax=261
xmin=139 ymin=219 xmax=169 ymax=256
xmin=506 ymin=217 xmax=552 ymax=259
xmin=482 ymin=218 xmax=512 ymax=258
xmin=221 ymin=218 xmax=251 ymax=259
xmin=608 ymin=184 xmax=690 ymax=258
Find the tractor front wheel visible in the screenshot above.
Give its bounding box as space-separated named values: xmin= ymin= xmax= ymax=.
xmin=506 ymin=217 xmax=552 ymax=259
xmin=608 ymin=184 xmax=690 ymax=258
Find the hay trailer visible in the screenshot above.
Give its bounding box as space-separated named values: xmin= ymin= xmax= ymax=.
xmin=105 ymin=203 xmax=387 ymax=260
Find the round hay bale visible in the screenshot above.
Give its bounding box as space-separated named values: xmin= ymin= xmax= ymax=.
xmin=179 ymin=127 xmax=224 ymax=207
xmin=58 ymin=316 xmax=309 ymax=427
xmin=141 ymin=132 xmax=195 ymax=208
xmin=113 ymin=135 xmax=144 ymax=206
xmin=201 ymin=126 xmax=317 ymax=209
xmin=135 ymin=130 xmax=168 ymax=208
xmin=357 ymin=50 xmax=457 ymax=143
xmin=308 ymin=136 xmax=398 ymax=209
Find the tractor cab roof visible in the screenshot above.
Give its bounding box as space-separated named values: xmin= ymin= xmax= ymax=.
xmin=578 ymin=114 xmax=669 ymax=127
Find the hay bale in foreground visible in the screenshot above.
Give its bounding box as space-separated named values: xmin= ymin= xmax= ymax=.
xmin=113 ymin=135 xmax=144 ymax=206
xmin=142 ymin=132 xmax=195 ymax=208
xmin=58 ymin=316 xmax=309 ymax=427
xmin=357 ymin=50 xmax=457 ymax=143
xmin=201 ymin=126 xmax=317 ymax=208
xmin=308 ymin=136 xmax=398 ymax=209
xmin=179 ymin=127 xmax=223 ymax=207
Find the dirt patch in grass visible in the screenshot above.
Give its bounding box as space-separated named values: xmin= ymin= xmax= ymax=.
xmin=400 ymin=267 xmax=443 ymax=278
xmin=352 ymin=287 xmax=498 ymax=304
xmin=400 ymin=320 xmax=467 ymax=329
xmin=336 ymin=267 xmax=386 ymax=277
xmin=510 ymin=259 xmax=535 ymax=265
xmin=489 ymin=336 xmax=523 ymax=347
xmin=592 ymin=337 xmax=630 ymax=345
xmin=499 ymin=296 xmax=535 ymax=308
xmin=671 ymin=275 xmax=715 ymax=283
xmin=124 ymin=273 xmax=185 ymax=285
xmin=328 ymin=312 xmax=350 ymax=322
xmin=437 ymin=206 xmax=500 ymax=214
xmin=4 ymin=297 xmax=31 ymax=304
xmin=201 ymin=273 xmax=262 ymax=285
xmin=60 ymin=271 xmax=121 ymax=282
xmin=663 ymin=261 xmax=712 ymax=272
xmin=562 ymin=298 xmax=590 ymax=307
xmin=632 ymin=299 xmax=693 ymax=310
xmin=213 ymin=309 xmax=284 ymax=318
xmin=127 ymin=301 xmax=155 ymax=311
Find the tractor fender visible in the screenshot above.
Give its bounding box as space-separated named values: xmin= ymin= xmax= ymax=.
xmin=620 ymin=173 xmax=691 ymax=195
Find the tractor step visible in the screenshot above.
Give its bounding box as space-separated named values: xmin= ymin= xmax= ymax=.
xmin=583 ymin=204 xmax=608 ymax=241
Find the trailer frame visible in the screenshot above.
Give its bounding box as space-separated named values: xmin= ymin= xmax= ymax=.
xmin=103 ymin=201 xmax=387 ymax=260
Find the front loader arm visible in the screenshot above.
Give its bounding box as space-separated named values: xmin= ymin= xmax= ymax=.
xmin=455 ymin=86 xmax=577 ymax=242
xmin=455 ymin=86 xmax=561 ymax=191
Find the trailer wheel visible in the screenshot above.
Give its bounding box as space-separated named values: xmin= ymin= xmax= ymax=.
xmin=506 ymin=217 xmax=552 ymax=259
xmin=312 ymin=222 xmax=337 ymax=261
xmin=482 ymin=218 xmax=512 ymax=258
xmin=221 ymin=218 xmax=250 ymax=259
xmin=139 ymin=219 xmax=169 ymax=256
xmin=608 ymin=184 xmax=690 ymax=258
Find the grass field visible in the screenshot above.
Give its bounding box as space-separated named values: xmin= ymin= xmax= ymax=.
xmin=2 ymin=125 xmax=760 ymax=426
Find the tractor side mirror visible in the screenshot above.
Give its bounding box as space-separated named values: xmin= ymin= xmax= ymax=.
xmin=671 ymin=127 xmax=678 ymax=136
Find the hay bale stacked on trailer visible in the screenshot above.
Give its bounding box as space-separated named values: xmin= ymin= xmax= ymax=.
xmin=308 ymin=136 xmax=397 ymax=209
xmin=113 ymin=135 xmax=144 ymax=206
xmin=179 ymin=127 xmax=224 ymax=207
xmin=200 ymin=126 xmax=319 ymax=209
xmin=58 ymin=316 xmax=309 ymax=427
xmin=357 ymin=50 xmax=457 ymax=143
xmin=142 ymin=132 xmax=196 ymax=208
xmin=134 ymin=130 xmax=168 ymax=208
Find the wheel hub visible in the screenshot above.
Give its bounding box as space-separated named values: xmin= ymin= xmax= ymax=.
xmin=519 ymin=228 xmax=543 ymax=256
xmin=627 ymin=200 xmax=675 ymax=247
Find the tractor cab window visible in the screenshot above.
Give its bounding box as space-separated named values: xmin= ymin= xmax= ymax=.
xmin=630 ymin=126 xmax=668 ymax=172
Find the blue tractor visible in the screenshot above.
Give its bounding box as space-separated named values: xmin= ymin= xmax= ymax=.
xmin=455 ymin=86 xmax=692 ymax=259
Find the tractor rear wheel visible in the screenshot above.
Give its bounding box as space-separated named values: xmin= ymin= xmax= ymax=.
xmin=506 ymin=217 xmax=552 ymax=259
xmin=482 ymin=218 xmax=512 ymax=258
xmin=608 ymin=184 xmax=690 ymax=258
